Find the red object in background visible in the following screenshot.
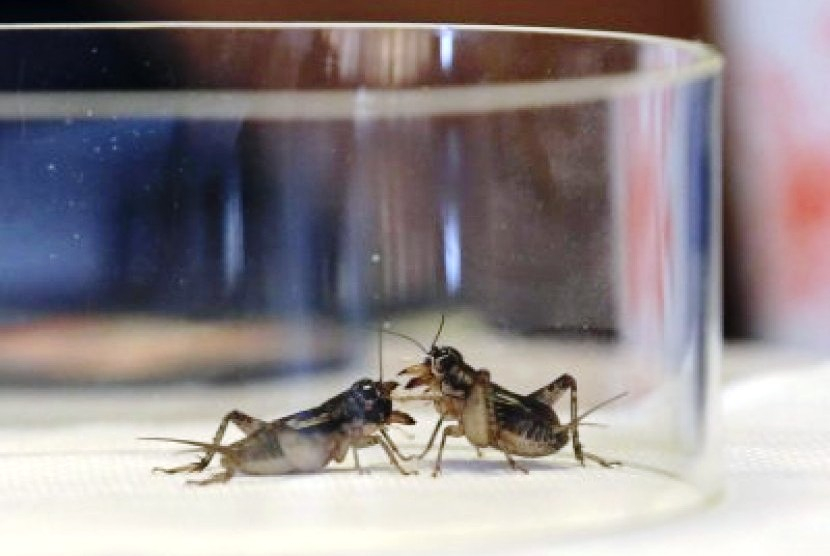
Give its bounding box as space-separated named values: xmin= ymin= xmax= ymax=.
xmin=779 ymin=146 xmax=830 ymax=304
xmin=717 ymin=0 xmax=830 ymax=347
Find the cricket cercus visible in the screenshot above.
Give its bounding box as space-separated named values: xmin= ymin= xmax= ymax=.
xmin=143 ymin=378 xmax=417 ymax=485
xmin=389 ymin=317 xmax=626 ymax=477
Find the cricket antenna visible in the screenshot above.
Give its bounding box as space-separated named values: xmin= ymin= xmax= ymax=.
xmin=577 ymin=391 xmax=628 ymax=423
xmin=554 ymin=391 xmax=629 ymax=434
xmin=430 ymin=314 xmax=445 ymax=350
xmin=377 ymin=325 xmax=384 ymax=381
xmin=382 ymin=329 xmax=428 ymax=354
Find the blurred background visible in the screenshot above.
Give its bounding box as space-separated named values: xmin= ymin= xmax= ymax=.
xmin=1 ymin=0 xmax=826 ymax=381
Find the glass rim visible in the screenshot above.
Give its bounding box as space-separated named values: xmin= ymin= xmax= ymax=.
xmin=0 ymin=22 xmax=724 ymax=120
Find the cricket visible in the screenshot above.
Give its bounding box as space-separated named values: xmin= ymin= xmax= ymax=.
xmin=143 ymin=332 xmax=417 ymax=485
xmin=388 ymin=316 xmax=626 ymax=477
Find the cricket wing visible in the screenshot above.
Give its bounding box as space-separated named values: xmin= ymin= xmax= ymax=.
xmin=282 ymin=406 xmax=341 ymax=435
xmin=490 ymin=386 xmax=559 ymax=444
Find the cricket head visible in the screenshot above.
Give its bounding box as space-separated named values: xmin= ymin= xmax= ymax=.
xmin=387 ymin=315 xmax=469 ymax=391
xmin=347 ymin=379 xmax=416 ymax=426
xmin=398 ymin=345 xmax=464 ymax=390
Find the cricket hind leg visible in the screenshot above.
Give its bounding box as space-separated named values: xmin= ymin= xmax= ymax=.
xmin=187 ymin=468 xmax=236 ymax=486
xmin=153 ymin=410 xmax=265 ymax=475
xmin=581 ymin=451 xmax=621 ymax=468
xmin=534 ymin=375 xmax=622 ymax=468
xmin=184 ymin=453 xmax=241 ymax=486
xmin=503 ymin=452 xmax=529 ymax=474
xmin=530 ymin=374 xmax=589 ymax=465
xmin=153 ymin=461 xmax=206 ymax=475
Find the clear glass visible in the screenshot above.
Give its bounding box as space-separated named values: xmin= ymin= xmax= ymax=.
xmin=0 ymin=23 xmax=722 ymax=552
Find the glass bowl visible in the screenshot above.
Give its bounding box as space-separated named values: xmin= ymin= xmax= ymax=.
xmin=0 ymin=22 xmax=722 ymax=554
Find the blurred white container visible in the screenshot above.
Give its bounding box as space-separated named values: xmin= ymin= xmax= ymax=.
xmin=716 ymin=0 xmax=830 ymax=347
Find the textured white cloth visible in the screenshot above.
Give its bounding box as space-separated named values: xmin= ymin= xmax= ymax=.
xmin=1 ymin=345 xmax=828 ymax=555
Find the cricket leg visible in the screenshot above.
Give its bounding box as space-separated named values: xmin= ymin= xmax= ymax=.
xmin=350 ymin=435 xmax=416 ymax=475
xmin=503 ymin=452 xmax=529 ymax=474
xmin=581 ymin=451 xmax=621 ymax=468
xmin=186 ymin=454 xmax=238 ymax=486
xmin=432 ymin=424 xmax=464 ymax=478
xmin=391 ymin=393 xmax=441 ymax=403
xmin=375 ymin=435 xmax=418 ymax=476
xmin=153 ymin=410 xmax=265 ymax=475
xmin=379 ymin=427 xmax=414 ymax=462
xmin=331 ymin=438 xmax=351 ymax=466
xmin=153 ymin=461 xmax=206 ymax=475
xmin=530 ymin=374 xmax=585 ymax=465
xmin=186 ymin=468 xmax=235 ymax=486
xmin=350 ymin=435 xmax=378 ymax=474
xmin=200 ymin=410 xmax=265 ymax=469
xmin=352 ymin=446 xmax=367 ymax=474
xmin=416 ymin=415 xmax=445 ymax=459
xmin=202 ymin=410 xmax=266 ymax=447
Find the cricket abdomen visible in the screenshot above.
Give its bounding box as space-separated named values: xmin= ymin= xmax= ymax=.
xmin=496 ymin=427 xmax=569 ymax=457
xmin=492 ymin=394 xmax=570 ymax=458
xmin=231 ymin=424 xmax=335 ymax=475
xmin=233 ymin=453 xmax=297 ymax=475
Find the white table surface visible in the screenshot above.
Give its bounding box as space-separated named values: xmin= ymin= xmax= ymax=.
xmin=1 ymin=343 xmax=828 ymax=555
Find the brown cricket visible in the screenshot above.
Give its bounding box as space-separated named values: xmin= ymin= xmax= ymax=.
xmin=389 ymin=317 xmax=625 ymax=477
